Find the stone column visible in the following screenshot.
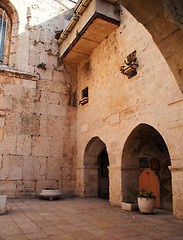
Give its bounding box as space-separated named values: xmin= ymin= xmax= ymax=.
xmin=76 ymin=165 xmax=99 ymax=197
xmin=169 ymin=166 xmax=183 ymax=220
xmin=76 ymin=166 xmax=85 ymax=197
xmin=83 ymin=166 xmax=99 ymax=197
xmin=108 ymin=165 xmax=122 ymax=206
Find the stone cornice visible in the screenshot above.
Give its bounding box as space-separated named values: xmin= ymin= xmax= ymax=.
xmin=0 ymin=66 xmax=39 ymax=81
xmin=168 ymin=166 xmax=183 ymax=172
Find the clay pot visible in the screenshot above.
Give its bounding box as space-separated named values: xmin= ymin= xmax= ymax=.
xmin=138 ymin=197 xmax=155 ymax=214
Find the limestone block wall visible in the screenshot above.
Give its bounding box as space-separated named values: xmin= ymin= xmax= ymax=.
xmin=0 ymin=0 xmax=77 ymax=197
xmin=76 ymin=8 xmax=183 ymax=218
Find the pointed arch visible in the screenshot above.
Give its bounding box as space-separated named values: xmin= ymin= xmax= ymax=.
xmin=121 ymin=123 xmax=172 ymax=210
xmin=83 ymin=136 xmax=109 ymax=199
xmin=0 ymin=0 xmax=19 ymax=64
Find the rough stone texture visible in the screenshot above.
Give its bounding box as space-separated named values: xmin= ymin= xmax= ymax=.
xmin=120 ymin=0 xmax=183 ymax=94
xmin=0 ymin=0 xmax=77 ymax=198
xmin=0 ymin=0 xmax=183 ymax=222
xmin=75 ymin=7 xmax=183 ymax=219
xmin=0 ymin=195 xmax=7 ymax=215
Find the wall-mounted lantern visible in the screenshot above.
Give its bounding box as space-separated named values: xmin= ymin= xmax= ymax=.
xmin=120 ymin=50 xmax=139 ymax=79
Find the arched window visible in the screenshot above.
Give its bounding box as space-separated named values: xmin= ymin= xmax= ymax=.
xmin=0 ymin=8 xmax=11 ymax=65
xmin=0 ymin=12 xmax=6 ymax=63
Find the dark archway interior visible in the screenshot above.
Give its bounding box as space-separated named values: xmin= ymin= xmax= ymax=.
xmin=98 ymin=148 xmax=109 ymax=199
xmin=83 ymin=137 xmax=109 ymax=199
xmin=122 ymin=123 xmax=172 ymax=210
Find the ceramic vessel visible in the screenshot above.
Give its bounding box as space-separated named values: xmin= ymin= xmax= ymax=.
xmin=138 ymin=197 xmax=155 ymax=214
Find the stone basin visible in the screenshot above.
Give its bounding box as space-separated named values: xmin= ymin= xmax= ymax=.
xmin=39 ymin=189 xmax=62 ymax=200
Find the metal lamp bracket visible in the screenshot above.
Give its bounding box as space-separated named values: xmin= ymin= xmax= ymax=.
xmin=120 ymin=50 xmax=139 ymax=79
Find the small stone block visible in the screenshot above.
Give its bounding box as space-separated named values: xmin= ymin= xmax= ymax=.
xmin=0 ymin=195 xmax=7 ymax=214
xmin=121 ymin=202 xmax=139 ymax=211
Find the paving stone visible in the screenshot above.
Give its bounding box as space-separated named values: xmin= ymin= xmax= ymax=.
xmin=16 ymin=222 xmax=40 ymax=234
xmin=0 ymin=198 xmax=182 ymax=240
xmin=3 ymin=235 xmax=28 ymax=240
xmin=25 ymin=231 xmax=48 ymax=239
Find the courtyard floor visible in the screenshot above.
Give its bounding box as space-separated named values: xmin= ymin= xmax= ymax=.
xmin=0 ymin=197 xmax=183 ymax=240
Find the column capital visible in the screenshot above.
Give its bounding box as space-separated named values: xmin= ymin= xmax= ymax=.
xmin=169 ymin=166 xmax=183 ymax=172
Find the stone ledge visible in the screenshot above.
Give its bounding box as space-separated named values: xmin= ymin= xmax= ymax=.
xmin=169 ymin=166 xmax=183 ymax=172
xmin=0 ymin=65 xmax=39 ymax=81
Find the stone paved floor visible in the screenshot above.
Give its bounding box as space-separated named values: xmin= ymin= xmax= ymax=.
xmin=0 ymin=197 xmax=183 ymax=240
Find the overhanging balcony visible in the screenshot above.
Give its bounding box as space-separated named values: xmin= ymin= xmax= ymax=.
xmin=58 ymin=0 xmax=120 ymax=65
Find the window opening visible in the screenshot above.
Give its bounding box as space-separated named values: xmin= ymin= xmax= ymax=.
xmin=82 ymin=87 xmax=88 ymax=98
xmin=0 ymin=10 xmax=6 ymax=64
xmin=79 ymin=87 xmax=88 ymax=105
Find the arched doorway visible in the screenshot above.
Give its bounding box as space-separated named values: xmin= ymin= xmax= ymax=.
xmin=83 ymin=137 xmax=109 ymax=199
xmin=122 ymin=123 xmax=172 ymax=210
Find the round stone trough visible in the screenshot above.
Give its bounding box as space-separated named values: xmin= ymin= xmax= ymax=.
xmin=39 ymin=189 xmax=62 ymax=200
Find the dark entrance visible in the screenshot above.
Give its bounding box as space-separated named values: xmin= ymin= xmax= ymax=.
xmin=98 ymin=148 xmax=109 ymax=199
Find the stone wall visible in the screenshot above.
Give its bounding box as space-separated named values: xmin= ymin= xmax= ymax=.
xmin=76 ymin=7 xmax=183 ymax=218
xmin=0 ymin=0 xmax=77 ymax=197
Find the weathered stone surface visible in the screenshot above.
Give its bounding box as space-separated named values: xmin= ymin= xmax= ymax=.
xmin=32 ymin=136 xmax=51 ymax=157
xmin=21 ymin=114 xmax=40 ymax=136
xmin=2 ymin=135 xmax=17 ymax=155
xmin=0 ymin=195 xmax=7 ymax=214
xmin=0 ymin=0 xmax=76 ymax=198
xmin=0 ymin=128 xmax=4 ymax=141
xmin=23 ymin=156 xmax=47 ymax=181
xmin=16 ymin=135 xmax=32 ymax=156
xmin=74 ymin=6 xmax=183 ymax=219
xmin=0 ymin=181 xmax=17 ymax=197
xmin=0 ymin=0 xmax=183 ymax=221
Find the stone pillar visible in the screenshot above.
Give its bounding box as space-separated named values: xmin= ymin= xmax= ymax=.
xmin=0 ymin=195 xmax=7 ymax=215
xmin=76 ymin=166 xmax=99 ymax=197
xmin=169 ymin=166 xmax=183 ymax=220
xmin=76 ymin=167 xmax=85 ymax=197
xmin=84 ymin=166 xmax=99 ymax=197
xmin=108 ymin=165 xmax=122 ymax=206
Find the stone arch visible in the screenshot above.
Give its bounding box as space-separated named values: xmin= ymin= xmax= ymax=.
xmin=0 ymin=0 xmax=19 ymax=64
xmin=83 ymin=136 xmax=109 ymax=199
xmin=120 ymin=0 xmax=183 ymax=93
xmin=121 ymin=123 xmax=172 ymax=210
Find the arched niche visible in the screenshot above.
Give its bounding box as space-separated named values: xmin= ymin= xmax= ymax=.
xmin=83 ymin=136 xmax=109 ymax=199
xmin=121 ymin=123 xmax=172 ymax=210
